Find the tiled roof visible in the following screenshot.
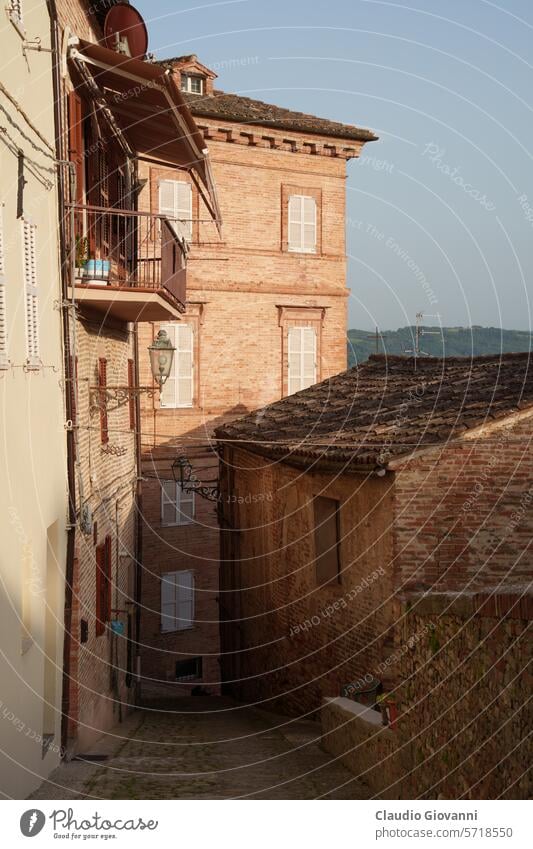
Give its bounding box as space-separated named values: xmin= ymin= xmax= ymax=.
xmin=181 ymin=90 xmax=378 ymax=142
xmin=215 ymin=354 xmax=533 ymax=471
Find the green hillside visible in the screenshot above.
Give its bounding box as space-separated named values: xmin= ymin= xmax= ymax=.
xmin=347 ymin=326 xmax=533 ymax=366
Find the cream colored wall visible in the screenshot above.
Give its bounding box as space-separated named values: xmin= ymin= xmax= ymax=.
xmin=0 ymin=2 xmax=68 ymax=798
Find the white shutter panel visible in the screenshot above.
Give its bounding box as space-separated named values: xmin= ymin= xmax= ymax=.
xmin=161 ymin=574 xmax=177 ymax=631
xmin=159 ymin=323 xmax=177 ymax=408
xmin=303 ymin=197 xmax=317 ymax=252
xmin=159 ymin=179 xmax=192 ymax=242
xmin=177 ymin=484 xmax=194 ymax=524
xmin=302 ymin=327 xmax=317 ymax=388
xmin=288 ymin=196 xmax=302 ymax=251
xmin=176 ymin=571 xmax=194 ymax=630
xmin=288 ymin=327 xmax=316 ymax=394
xmin=161 ymin=480 xmax=177 ymax=525
xmin=0 ymin=206 xmax=6 ymax=366
xmin=176 ymin=323 xmax=193 ymax=407
xmin=23 ymin=219 xmax=39 ymax=365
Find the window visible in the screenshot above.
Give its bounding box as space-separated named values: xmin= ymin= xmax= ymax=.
xmin=288 ymin=195 xmax=317 ymax=253
xmin=313 ymin=496 xmax=341 ymax=586
xmin=287 ymin=327 xmax=316 ymax=395
xmin=161 ymin=570 xmax=194 ymax=632
xmin=181 ymin=74 xmax=204 ymax=95
xmin=22 ymin=219 xmax=39 ymax=366
xmin=159 ymin=323 xmax=194 ymax=408
xmin=95 ymin=536 xmax=112 ymax=636
xmin=175 ymin=657 xmax=202 ymax=681
xmin=98 ymin=357 xmax=108 ymax=443
xmin=0 ymin=205 xmax=7 ymax=368
xmin=161 ymin=480 xmax=195 ymax=526
xmin=159 ymin=178 xmax=193 ymax=241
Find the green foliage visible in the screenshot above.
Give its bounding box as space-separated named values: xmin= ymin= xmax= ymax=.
xmin=347 ymin=326 xmax=533 ymax=367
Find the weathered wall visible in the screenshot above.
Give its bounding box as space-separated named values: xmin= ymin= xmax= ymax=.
xmin=321 ymin=593 xmax=532 ymax=799
xmin=219 ymin=447 xmax=395 ymax=715
xmin=137 ymin=107 xmax=362 ymax=693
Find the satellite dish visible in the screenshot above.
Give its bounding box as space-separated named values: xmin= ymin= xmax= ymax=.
xmin=103 ymin=3 xmax=148 ymax=60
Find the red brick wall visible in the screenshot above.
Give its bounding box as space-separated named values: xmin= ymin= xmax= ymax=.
xmin=137 ymin=112 xmax=364 ymax=694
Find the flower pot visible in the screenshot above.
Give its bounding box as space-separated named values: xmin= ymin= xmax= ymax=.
xmin=83 ymin=259 xmax=110 ymax=285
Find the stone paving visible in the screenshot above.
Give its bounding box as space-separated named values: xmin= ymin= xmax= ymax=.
xmin=33 ymin=698 xmax=370 ymax=800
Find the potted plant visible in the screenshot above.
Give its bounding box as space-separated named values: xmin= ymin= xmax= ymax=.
xmin=83 ymin=254 xmax=111 ymax=286
xmin=74 ymin=235 xmax=89 ymax=280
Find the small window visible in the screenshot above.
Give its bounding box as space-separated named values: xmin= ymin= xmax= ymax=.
xmin=181 ymin=74 xmax=204 ymax=95
xmin=313 ymin=496 xmax=341 ymax=586
xmin=161 ymin=570 xmax=194 ymax=632
xmin=287 ymin=326 xmax=316 ymax=395
xmin=175 ymin=657 xmax=202 ymax=681
xmin=159 ymin=323 xmax=194 ymax=408
xmin=161 ymin=480 xmax=195 ymax=526
xmin=288 ymin=195 xmax=317 ymax=253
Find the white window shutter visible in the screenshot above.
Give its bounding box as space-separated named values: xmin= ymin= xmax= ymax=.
xmin=177 ymin=484 xmax=195 ymax=523
xmin=288 ymin=326 xmax=317 ymax=394
xmin=288 ymin=195 xmax=316 ymax=253
xmin=161 ymin=570 xmax=195 ymax=631
xmin=159 ymin=179 xmax=192 ymax=242
xmin=0 ymin=206 xmax=6 ymax=366
xmin=176 ymin=323 xmax=193 ymax=407
xmin=159 ymin=323 xmax=177 ymax=408
xmin=161 ymin=574 xmax=176 ymax=631
xmin=161 ymin=480 xmax=177 ymax=525
xmin=22 ymin=219 xmax=39 ymax=365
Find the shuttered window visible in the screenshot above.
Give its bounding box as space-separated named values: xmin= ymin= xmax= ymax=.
xmin=287 ymin=327 xmax=316 ymax=395
xmin=159 ymin=323 xmax=194 ymax=408
xmin=22 ymin=219 xmax=39 ymax=365
xmin=95 ymin=536 xmax=112 ymax=636
xmin=288 ymin=195 xmax=316 ymax=253
xmin=161 ymin=480 xmax=195 ymax=526
xmin=159 ymin=179 xmax=193 ymax=241
xmin=161 ymin=570 xmax=194 ymax=632
xmin=98 ymin=357 xmax=109 ymax=444
xmin=0 ymin=205 xmax=7 ymax=367
xmin=313 ymin=496 xmax=341 ymax=586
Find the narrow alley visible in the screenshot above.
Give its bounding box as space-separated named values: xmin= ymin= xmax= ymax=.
xmin=32 ymin=698 xmax=369 ymax=801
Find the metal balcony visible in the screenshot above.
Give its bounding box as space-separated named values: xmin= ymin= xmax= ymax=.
xmin=67 ymin=204 xmax=188 ymax=322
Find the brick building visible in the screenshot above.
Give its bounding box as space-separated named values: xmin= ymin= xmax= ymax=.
xmin=53 ymin=0 xmax=218 ymax=751
xmin=136 ymin=55 xmax=377 ymax=697
xmin=216 ymin=353 xmax=533 ymax=717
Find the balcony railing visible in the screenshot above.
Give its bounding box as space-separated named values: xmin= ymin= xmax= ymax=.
xmin=68 ymin=204 xmax=188 ymax=312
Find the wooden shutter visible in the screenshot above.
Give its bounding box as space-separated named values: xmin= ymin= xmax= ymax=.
xmin=95 ymin=543 xmax=106 ymax=636
xmin=159 ymin=179 xmax=192 ymax=241
xmin=0 ymin=205 xmax=6 ymax=366
xmin=68 ymin=91 xmax=84 ymax=225
xmin=177 ymin=484 xmax=194 ymax=524
xmin=288 ymin=327 xmax=316 ymax=394
xmin=22 ymin=219 xmax=39 ymax=364
xmin=313 ymin=496 xmax=341 ymax=585
xmin=98 ymin=357 xmax=108 ymax=443
xmin=288 ymin=195 xmax=316 ymax=252
xmin=161 ymin=572 xmax=176 ymax=631
xmin=127 ymin=358 xmax=135 ymax=430
xmin=160 ymin=323 xmax=193 ymax=408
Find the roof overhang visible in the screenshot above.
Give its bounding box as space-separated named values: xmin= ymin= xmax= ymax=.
xmin=68 ymin=38 xmax=221 ymax=229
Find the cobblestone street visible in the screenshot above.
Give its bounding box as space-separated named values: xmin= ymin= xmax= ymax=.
xmin=33 ymin=698 xmax=370 ymax=800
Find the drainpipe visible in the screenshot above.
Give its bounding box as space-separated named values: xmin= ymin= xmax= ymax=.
xmin=46 ymin=0 xmax=77 ymax=756
xmin=133 ymin=322 xmax=143 ymax=702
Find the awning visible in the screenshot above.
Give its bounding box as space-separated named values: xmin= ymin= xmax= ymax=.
xmin=68 ymin=38 xmax=221 ymax=228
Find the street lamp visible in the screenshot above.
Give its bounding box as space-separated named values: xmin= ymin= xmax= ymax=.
xmin=148 ymin=329 xmax=175 ymax=388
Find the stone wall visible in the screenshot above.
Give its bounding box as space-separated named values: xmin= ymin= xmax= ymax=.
xmin=321 ymin=592 xmax=532 ymax=799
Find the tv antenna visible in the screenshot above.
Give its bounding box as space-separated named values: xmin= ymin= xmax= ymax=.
xmin=404 ymin=312 xmax=441 ymax=366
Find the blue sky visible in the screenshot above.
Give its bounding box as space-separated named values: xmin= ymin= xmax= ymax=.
xmin=137 ymin=0 xmax=533 ymax=331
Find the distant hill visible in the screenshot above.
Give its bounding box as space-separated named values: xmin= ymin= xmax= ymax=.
xmin=347 ymin=326 xmax=533 ymax=366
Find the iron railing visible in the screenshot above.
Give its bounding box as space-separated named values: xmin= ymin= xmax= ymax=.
xmin=68 ymin=204 xmax=190 ymax=311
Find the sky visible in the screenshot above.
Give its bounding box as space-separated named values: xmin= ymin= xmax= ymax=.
xmin=136 ymin=0 xmax=533 ymax=331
